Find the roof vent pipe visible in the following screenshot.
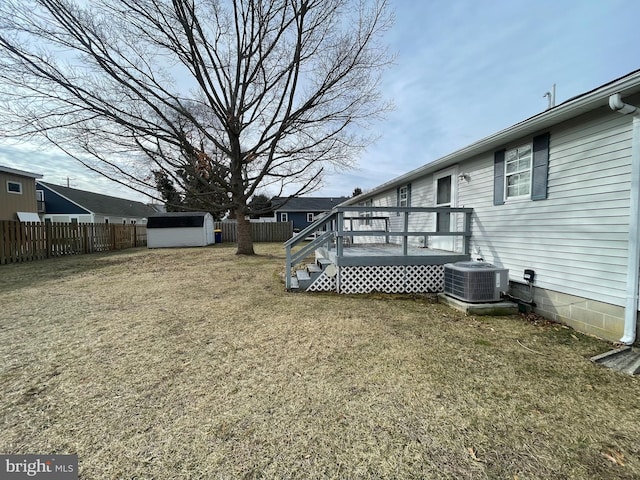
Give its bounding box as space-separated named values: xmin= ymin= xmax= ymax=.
xmin=609 ymin=93 xmax=640 ymax=345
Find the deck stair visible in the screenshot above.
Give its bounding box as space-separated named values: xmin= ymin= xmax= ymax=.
xmin=289 ymin=258 xmax=330 ymax=291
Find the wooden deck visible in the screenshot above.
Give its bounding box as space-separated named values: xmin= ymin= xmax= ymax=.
xmin=322 ymin=243 xmax=470 ymax=267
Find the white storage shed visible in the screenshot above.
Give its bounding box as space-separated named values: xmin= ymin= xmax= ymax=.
xmin=147 ymin=212 xmax=215 ymax=248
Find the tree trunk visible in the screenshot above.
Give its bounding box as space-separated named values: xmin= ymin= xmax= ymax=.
xmin=236 ymin=214 xmax=255 ymax=255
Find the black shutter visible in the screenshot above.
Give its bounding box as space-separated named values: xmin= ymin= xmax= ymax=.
xmin=493 ymin=149 xmax=505 ymax=205
xmin=531 ymin=132 xmax=550 ymax=201
xmin=407 ymin=183 xmax=412 ymax=207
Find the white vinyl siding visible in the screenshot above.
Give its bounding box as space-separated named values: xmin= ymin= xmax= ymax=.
xmin=360 ymin=107 xmax=632 ymax=308
xmin=461 ymin=108 xmax=632 ymax=307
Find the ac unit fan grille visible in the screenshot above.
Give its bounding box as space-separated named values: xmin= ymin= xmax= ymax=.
xmin=444 ymin=262 xmax=508 ymax=303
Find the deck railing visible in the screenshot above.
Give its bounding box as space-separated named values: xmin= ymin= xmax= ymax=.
xmin=283 ymin=205 xmax=473 ymax=289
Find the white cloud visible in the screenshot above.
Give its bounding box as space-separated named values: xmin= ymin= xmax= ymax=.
xmin=2 ymin=0 xmax=640 ymax=202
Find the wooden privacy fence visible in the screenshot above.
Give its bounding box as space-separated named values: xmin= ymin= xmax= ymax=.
xmin=214 ymin=221 xmax=293 ymax=243
xmin=0 ymin=221 xmax=147 ymax=265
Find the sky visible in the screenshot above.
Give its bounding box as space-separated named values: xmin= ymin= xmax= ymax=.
xmin=1 ymin=0 xmax=640 ymax=203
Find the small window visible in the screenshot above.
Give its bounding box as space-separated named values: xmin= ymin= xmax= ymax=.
xmin=307 ymin=213 xmax=314 ymax=222
xmin=397 ymin=184 xmax=410 ymax=216
xmin=360 ymin=199 xmax=373 ymax=226
xmin=7 ymin=181 xmax=22 ymax=194
xmin=505 ymin=144 xmax=532 ymax=199
xmin=36 ymin=190 xmax=44 ymax=201
xmin=281 ymin=213 xmax=288 ymax=222
xmin=104 ymin=218 xmax=109 ymax=224
xmin=398 ymin=186 xmax=409 ymax=207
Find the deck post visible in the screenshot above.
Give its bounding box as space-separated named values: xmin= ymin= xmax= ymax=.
xmin=464 ymin=211 xmax=472 ymax=255
xmin=336 ymin=210 xmax=344 ymax=259
xmin=285 ymin=245 xmax=292 ymax=289
xmin=385 ymin=217 xmax=390 ymax=244
xmin=402 ymin=210 xmax=409 ymax=256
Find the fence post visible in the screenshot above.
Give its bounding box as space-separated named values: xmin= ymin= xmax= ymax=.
xmin=0 ymin=221 xmax=6 ymax=265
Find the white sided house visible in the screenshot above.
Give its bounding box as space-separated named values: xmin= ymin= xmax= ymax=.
xmin=285 ymin=69 xmax=640 ymax=345
xmin=147 ymin=212 xmax=215 ymax=248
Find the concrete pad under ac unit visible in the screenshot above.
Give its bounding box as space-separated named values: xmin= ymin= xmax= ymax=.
xmin=438 ymin=293 xmax=518 ymax=316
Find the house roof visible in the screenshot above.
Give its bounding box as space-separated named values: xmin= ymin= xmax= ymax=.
xmin=37 ymin=181 xmax=156 ymax=218
xmin=272 ymin=196 xmax=350 ymax=212
xmin=346 ymin=68 xmax=640 ymax=205
xmin=0 ymin=165 xmax=43 ymax=179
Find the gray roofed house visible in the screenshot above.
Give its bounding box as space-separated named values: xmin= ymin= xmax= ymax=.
xmin=271 ymin=196 xmax=349 ymax=231
xmin=36 ymin=181 xmax=157 ymax=224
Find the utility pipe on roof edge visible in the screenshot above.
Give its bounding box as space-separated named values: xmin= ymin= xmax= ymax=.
xmin=610 ymin=93 xmax=640 ymax=345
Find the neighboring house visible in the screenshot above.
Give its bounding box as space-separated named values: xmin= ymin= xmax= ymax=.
xmin=0 ymin=165 xmax=43 ymax=221
xmin=36 ymin=181 xmax=157 ymax=224
xmin=272 ymin=196 xmax=349 ymax=231
xmin=287 ymin=69 xmax=640 ymax=345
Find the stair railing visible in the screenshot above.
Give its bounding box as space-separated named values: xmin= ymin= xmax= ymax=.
xmin=284 ymin=210 xmax=339 ymax=289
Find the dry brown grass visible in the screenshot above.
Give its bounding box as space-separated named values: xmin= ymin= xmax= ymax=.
xmin=1 ymin=244 xmax=639 ymax=479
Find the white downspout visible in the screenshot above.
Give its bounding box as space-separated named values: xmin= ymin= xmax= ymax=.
xmin=609 ymin=93 xmax=640 ymax=345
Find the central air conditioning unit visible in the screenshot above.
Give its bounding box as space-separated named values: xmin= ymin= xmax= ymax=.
xmin=444 ymin=261 xmax=509 ymax=303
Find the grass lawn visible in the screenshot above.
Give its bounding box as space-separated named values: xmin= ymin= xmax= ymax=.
xmin=1 ymin=243 xmax=639 ymax=479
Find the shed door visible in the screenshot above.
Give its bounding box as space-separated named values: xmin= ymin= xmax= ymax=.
xmin=432 ymin=168 xmax=457 ymax=251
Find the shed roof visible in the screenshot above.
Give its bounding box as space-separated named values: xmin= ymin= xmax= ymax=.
xmin=37 ymin=181 xmax=156 ymax=218
xmin=272 ymin=196 xmax=349 ymax=212
xmin=147 ymin=212 xmax=210 ymax=228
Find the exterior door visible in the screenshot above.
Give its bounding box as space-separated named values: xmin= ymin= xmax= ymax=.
xmin=432 ymin=168 xmax=457 ymax=251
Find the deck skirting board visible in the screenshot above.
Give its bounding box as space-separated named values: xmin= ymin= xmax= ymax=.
xmin=307 ymin=264 xmax=445 ymax=294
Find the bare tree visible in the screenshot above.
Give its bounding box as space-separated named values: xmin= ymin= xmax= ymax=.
xmin=0 ymin=0 xmax=393 ymax=254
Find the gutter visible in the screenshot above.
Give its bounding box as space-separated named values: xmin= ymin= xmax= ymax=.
xmin=609 ymin=93 xmax=640 ymax=345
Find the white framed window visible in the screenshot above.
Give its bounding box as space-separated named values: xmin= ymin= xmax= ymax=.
xmin=360 ymin=199 xmax=373 ymax=226
xmin=397 ymin=184 xmax=411 ymax=216
xmin=281 ymin=213 xmax=288 ymax=222
xmin=7 ymin=180 xmax=22 ymax=194
xmin=398 ymin=186 xmax=409 ymax=207
xmin=505 ymin=144 xmax=532 ymax=199
xmin=36 ymin=190 xmax=44 ymax=201
xmin=307 ymin=213 xmax=314 ymax=222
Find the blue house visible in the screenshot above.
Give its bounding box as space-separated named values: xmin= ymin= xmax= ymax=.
xmin=36 ymin=181 xmax=157 ymax=224
xmin=272 ymin=196 xmax=348 ymax=232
